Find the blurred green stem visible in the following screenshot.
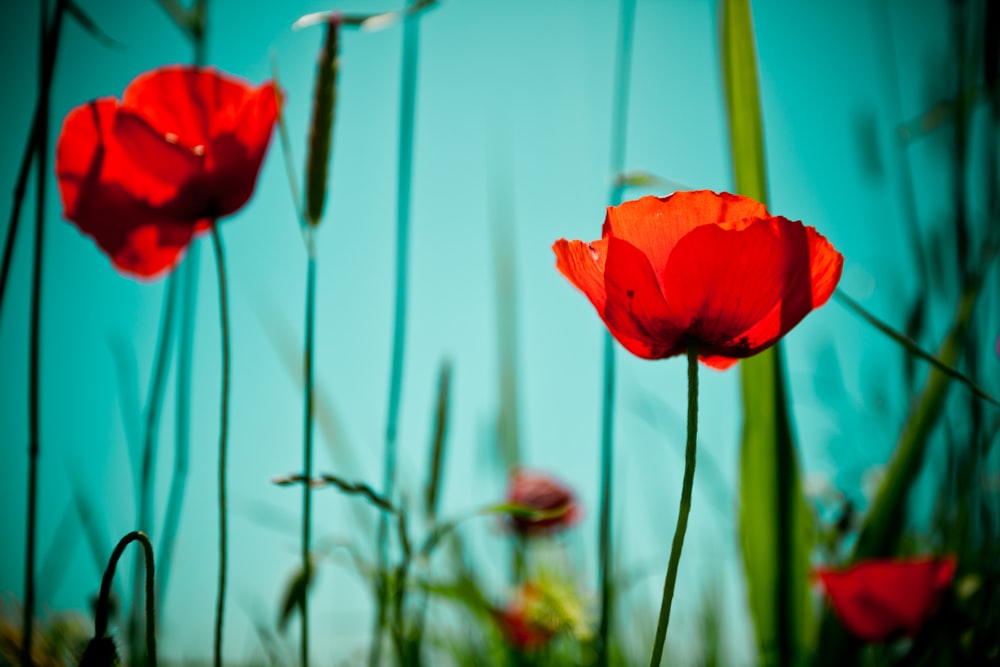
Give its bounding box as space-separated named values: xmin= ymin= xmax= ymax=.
xmin=373 ymin=1 xmax=421 ymax=663
xmin=210 ymin=222 xmax=230 ymax=667
xmin=22 ymin=3 xmax=65 ymax=664
xmin=301 ymin=240 xmax=317 ymax=667
xmin=155 ymin=0 xmax=207 ymax=641
xmin=597 ymin=0 xmax=636 ymax=662
xmin=649 ymin=343 xmax=699 ymax=667
xmin=0 ymin=0 xmax=65 ymax=327
xmin=93 ymin=531 xmax=157 ymax=667
xmin=131 ymin=272 xmax=179 ymax=664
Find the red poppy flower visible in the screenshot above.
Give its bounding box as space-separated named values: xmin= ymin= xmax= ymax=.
xmin=552 ymin=191 xmax=843 ymax=369
xmin=505 ymin=469 xmax=581 ymax=537
xmin=56 ymin=66 xmax=280 ymax=279
xmin=815 ymin=556 xmax=957 ymax=642
xmin=491 ymin=585 xmax=556 ymax=652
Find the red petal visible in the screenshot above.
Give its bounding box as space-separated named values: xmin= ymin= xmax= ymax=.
xmin=660 ymin=217 xmax=843 ymax=358
xmin=553 ymin=238 xmax=607 ymax=314
xmin=121 ymin=66 xmax=250 ymax=149
xmin=55 ymin=99 xmax=197 ymax=278
xmin=109 ymin=223 xmax=197 ymax=278
xmin=113 ymin=110 xmax=206 ymax=213
xmin=602 ymin=237 xmax=687 ymax=359
xmin=603 ymin=191 xmax=769 ymax=293
xmin=206 ymin=81 xmax=280 ymax=216
xmin=817 ymin=557 xmax=957 ymax=642
xmin=698 ymin=355 xmax=740 ymax=370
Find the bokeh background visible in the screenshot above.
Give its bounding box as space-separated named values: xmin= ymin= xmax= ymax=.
xmin=0 ymin=0 xmax=983 ymax=663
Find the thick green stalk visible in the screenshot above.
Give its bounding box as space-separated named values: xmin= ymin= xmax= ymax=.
xmin=720 ymin=1 xmax=813 ymax=663
xmin=648 ymin=344 xmax=699 ymax=666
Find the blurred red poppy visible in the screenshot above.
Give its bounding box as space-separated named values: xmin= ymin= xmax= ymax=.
xmin=553 ymin=191 xmax=843 ymax=369
xmin=815 ymin=556 xmax=957 ymax=642
xmin=491 ymin=585 xmax=555 ymax=652
xmin=505 ymin=469 xmax=580 ymax=537
xmin=56 ymin=66 xmax=280 ymax=278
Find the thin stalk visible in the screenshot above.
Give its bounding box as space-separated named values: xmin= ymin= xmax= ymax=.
xmin=22 ymin=2 xmax=61 ymax=663
xmin=209 ymin=222 xmax=231 ymax=667
xmin=301 ymin=240 xmax=317 ymax=667
xmin=93 ymin=531 xmax=157 ymax=666
xmin=130 ymin=272 xmax=179 ymax=664
xmin=372 ymin=1 xmax=421 ymax=663
xmin=597 ymin=0 xmax=636 ymax=662
xmin=160 ymin=248 xmax=197 ymax=603
xmin=0 ymin=107 xmax=38 ymax=326
xmin=0 ymin=0 xmax=65 ymax=326
xmin=649 ymin=343 xmax=699 ymax=667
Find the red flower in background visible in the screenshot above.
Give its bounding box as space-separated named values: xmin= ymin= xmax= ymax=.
xmin=491 ymin=585 xmax=556 ymax=652
xmin=505 ymin=469 xmax=580 ymax=537
xmin=56 ymin=66 xmax=280 ymax=278
xmin=553 ymin=191 xmax=843 ymax=368
xmin=815 ymin=556 xmax=957 ymax=642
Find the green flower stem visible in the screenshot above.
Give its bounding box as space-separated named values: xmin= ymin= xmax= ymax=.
xmin=209 ymin=222 xmax=230 ymax=667
xmin=301 ymin=240 xmax=317 ymax=667
xmin=649 ymin=343 xmax=699 ymax=667
xmin=93 ymin=531 xmax=157 ymax=667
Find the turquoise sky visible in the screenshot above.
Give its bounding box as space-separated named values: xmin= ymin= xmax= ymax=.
xmin=0 ymin=0 xmax=974 ymax=663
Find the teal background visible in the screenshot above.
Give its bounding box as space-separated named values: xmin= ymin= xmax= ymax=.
xmin=0 ymin=0 xmax=982 ymax=663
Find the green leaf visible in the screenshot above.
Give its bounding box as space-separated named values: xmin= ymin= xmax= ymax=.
xmin=736 ymin=353 xmax=815 ymax=667
xmin=721 ymin=1 xmax=814 ymax=665
xmin=853 ymin=283 xmax=979 ymax=559
xmin=425 ymin=360 xmax=452 ymax=518
xmin=835 ymin=290 xmax=997 ymax=406
xmin=269 ymin=53 xmax=303 ymax=224
xmin=485 ymin=502 xmax=572 ymax=521
xmin=720 ymin=0 xmax=767 ymax=204
xmin=278 ymin=561 xmax=315 ymax=632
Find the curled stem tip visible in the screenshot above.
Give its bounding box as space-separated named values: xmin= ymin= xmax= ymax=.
xmin=93 ymin=531 xmax=157 ymax=666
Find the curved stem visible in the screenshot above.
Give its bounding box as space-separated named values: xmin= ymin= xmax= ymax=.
xmin=301 ymin=241 xmax=317 ymax=667
xmin=209 ymin=223 xmax=230 ymax=667
xmin=648 ymin=343 xmax=699 ymax=667
xmin=93 ymin=531 xmax=157 ymax=667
